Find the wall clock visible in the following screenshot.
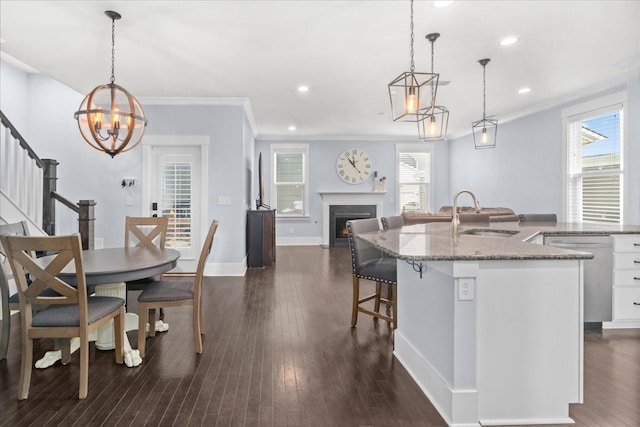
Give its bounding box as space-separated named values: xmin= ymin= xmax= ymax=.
xmin=336 ymin=149 xmax=372 ymax=184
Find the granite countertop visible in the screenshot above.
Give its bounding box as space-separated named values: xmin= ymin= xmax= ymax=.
xmin=357 ymin=221 xmax=640 ymax=261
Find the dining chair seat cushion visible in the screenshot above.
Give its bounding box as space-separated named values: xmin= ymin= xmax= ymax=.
xmin=138 ymin=281 xmax=194 ymax=303
xmin=9 ymin=288 xmax=60 ymax=305
xmin=31 ymin=296 xmax=124 ymax=327
xmin=356 ymin=258 xmax=397 ymax=284
xmin=125 ymin=277 xmax=158 ymax=291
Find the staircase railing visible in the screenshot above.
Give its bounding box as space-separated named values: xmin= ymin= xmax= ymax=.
xmin=0 ymin=110 xmax=95 ymax=249
xmin=0 ymin=110 xmax=44 ymax=228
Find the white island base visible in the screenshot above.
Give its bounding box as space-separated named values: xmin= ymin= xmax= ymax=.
xmin=394 ymin=259 xmax=584 ymax=426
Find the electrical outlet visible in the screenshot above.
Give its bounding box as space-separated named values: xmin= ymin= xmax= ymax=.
xmin=458 ymin=278 xmax=475 ymax=301
xmin=289 ymin=227 xmax=295 ymax=234
xmin=218 ymin=196 xmax=231 ymax=206
xmin=126 ymin=195 xmax=134 ymax=206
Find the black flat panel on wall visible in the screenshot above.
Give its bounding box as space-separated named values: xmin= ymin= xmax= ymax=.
xmin=247 ymin=209 xmax=276 ymax=267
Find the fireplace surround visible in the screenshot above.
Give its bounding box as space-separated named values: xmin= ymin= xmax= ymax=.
xmin=329 ymin=204 xmax=377 ymax=247
xmin=319 ymin=192 xmax=386 ymax=247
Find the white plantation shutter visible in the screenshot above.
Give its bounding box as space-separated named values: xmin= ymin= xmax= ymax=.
xmin=566 ymin=104 xmax=623 ymax=224
xmin=271 ymin=144 xmax=309 ymax=216
xmin=161 ymin=162 xmax=192 ymax=248
xmin=398 ymin=151 xmax=431 ymax=212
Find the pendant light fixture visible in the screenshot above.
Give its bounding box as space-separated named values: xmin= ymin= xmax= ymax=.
xmin=418 ymin=33 xmax=449 ymax=140
xmin=388 ymin=0 xmax=439 ymax=123
xmin=471 ymin=58 xmax=498 ymax=149
xmin=74 ymin=11 xmax=147 ymax=158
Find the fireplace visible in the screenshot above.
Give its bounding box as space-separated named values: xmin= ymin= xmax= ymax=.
xmin=329 ymin=204 xmax=377 ymax=247
xmin=319 ymin=192 xmax=385 ymax=247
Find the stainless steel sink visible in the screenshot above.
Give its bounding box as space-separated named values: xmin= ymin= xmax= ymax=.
xmin=460 ymin=228 xmax=519 ymax=238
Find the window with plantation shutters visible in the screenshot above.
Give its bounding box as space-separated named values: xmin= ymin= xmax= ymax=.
xmin=397 ymin=146 xmax=432 ymax=213
xmin=271 ymin=144 xmax=309 ymax=216
xmin=565 ymin=97 xmax=624 ymax=224
xmin=161 ymin=162 xmax=192 ymax=248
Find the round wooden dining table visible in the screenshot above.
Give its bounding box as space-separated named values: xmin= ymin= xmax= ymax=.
xmin=53 ymin=247 xmax=180 ymax=285
xmin=35 ymin=247 xmax=180 ymax=368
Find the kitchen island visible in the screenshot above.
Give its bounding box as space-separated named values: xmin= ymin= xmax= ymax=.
xmin=357 ymin=221 xmax=640 ymax=427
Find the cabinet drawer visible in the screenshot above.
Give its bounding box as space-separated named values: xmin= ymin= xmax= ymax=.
xmin=614 ymin=270 xmax=640 ymax=286
xmin=613 ymin=287 xmax=640 ymax=320
xmin=613 ymin=253 xmax=640 ymax=270
xmin=613 ymin=235 xmax=640 ymax=252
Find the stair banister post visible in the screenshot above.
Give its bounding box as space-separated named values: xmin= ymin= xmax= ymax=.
xmin=78 ymin=200 xmax=96 ymax=250
xmin=42 ymin=159 xmax=59 ymax=236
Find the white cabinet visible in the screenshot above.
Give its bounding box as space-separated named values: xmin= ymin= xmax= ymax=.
xmin=606 ymin=235 xmax=640 ymax=328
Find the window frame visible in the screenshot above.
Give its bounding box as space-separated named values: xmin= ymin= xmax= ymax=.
xmin=562 ymin=91 xmax=626 ymax=224
xmin=270 ymin=143 xmax=310 ymax=218
xmin=395 ymin=143 xmax=435 ymax=214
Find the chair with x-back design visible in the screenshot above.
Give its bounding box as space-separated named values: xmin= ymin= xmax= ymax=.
xmin=123 ymin=216 xmax=169 ymax=308
xmin=0 ymin=233 xmax=125 ymax=399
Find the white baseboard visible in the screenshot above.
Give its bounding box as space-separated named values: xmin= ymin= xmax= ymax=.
xmin=204 ymin=257 xmax=247 ymax=276
xmin=394 ymin=331 xmax=480 ymax=427
xmin=276 ymin=236 xmax=322 ymax=246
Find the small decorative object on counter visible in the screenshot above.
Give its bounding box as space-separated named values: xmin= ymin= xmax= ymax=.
xmin=373 ymin=171 xmax=380 ymax=192
xmin=381 ymin=177 xmax=387 ymax=192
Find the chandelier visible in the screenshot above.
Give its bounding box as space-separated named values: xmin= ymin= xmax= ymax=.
xmin=471 ymin=58 xmax=498 ymax=149
xmin=74 ymin=11 xmax=147 ymax=158
xmin=418 ymin=33 xmax=449 ymax=140
xmin=388 ymin=0 xmax=439 ymax=123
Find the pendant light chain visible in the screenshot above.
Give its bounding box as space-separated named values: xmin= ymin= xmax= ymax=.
xmin=409 ymin=0 xmax=415 ymax=72
xmin=482 ymin=63 xmax=487 ymax=121
xmin=110 ymin=16 xmax=116 ymax=84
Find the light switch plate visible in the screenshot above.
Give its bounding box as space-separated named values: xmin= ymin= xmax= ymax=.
xmin=218 ymin=196 xmax=231 ymax=206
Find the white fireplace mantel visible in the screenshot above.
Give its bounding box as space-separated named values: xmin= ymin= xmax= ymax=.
xmin=319 ymin=191 xmax=386 ymax=246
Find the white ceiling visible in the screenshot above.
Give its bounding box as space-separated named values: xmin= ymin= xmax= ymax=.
xmin=1 ymin=1 xmax=639 ymax=140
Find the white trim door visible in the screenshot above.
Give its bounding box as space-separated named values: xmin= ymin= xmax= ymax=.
xmin=142 ymin=136 xmax=209 ymax=273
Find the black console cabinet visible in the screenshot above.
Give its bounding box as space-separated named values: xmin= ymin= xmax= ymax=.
xmin=247 ymin=209 xmax=276 ymax=267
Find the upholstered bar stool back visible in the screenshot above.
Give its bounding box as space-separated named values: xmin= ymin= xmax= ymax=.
xmin=381 ymin=215 xmax=404 ymax=230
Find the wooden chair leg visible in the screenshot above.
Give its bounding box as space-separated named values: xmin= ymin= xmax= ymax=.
xmin=193 ymin=304 xmax=202 ymax=354
xmin=374 ymin=282 xmax=382 ymax=313
xmin=351 ymin=277 xmax=360 ymax=327
xmin=114 ymin=307 xmax=125 ymax=364
xmin=60 ymin=339 xmax=72 ymax=365
xmin=392 ymin=283 xmax=398 ymax=329
xmin=0 ymin=290 xmax=9 ymax=360
xmin=78 ymin=334 xmax=89 ymax=399
xmin=18 ymin=336 xmax=33 ymax=400
xmin=0 ymin=314 xmax=9 ymax=360
xmin=137 ymin=304 xmax=148 ymax=358
xmin=149 ymin=309 xmax=157 ymax=337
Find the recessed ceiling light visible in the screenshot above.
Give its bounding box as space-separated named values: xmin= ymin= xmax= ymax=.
xmin=288 ymin=126 xmax=297 ymax=131
xmin=499 ymin=36 xmax=519 ymax=46
xmin=297 ymin=86 xmax=309 ymax=93
xmin=518 ymin=87 xmax=531 ymax=94
xmin=433 ymin=1 xmax=454 ymax=7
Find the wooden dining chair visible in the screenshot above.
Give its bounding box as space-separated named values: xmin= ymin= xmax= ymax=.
xmin=137 ymin=220 xmax=218 ymax=358
xmin=124 ymin=216 xmax=169 ymax=309
xmin=1 ymin=221 xmax=30 ymax=360
xmin=0 ymin=234 xmax=125 ymax=400
xmin=346 ymin=218 xmax=397 ymax=329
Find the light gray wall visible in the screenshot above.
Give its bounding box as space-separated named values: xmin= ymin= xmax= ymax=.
xmin=254 ymin=138 xmax=450 ymax=240
xmin=0 ymin=59 xmax=255 ymax=267
xmin=142 ymin=104 xmax=252 ymax=264
xmin=0 ymin=60 xmax=30 ymax=133
xmin=448 ymin=69 xmax=640 ymax=224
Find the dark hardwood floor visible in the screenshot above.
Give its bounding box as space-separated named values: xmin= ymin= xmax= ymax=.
xmin=1 ymin=246 xmax=639 ymax=426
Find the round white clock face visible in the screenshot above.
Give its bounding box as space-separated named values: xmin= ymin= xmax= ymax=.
xmin=336 ymin=149 xmax=372 ymax=184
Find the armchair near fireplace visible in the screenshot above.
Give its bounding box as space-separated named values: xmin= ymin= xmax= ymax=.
xmin=346 ymin=218 xmax=397 ymax=329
